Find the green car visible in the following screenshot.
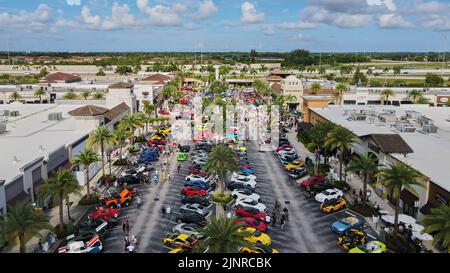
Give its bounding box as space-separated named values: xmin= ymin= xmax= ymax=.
xmin=177 ymin=152 xmax=188 ymax=161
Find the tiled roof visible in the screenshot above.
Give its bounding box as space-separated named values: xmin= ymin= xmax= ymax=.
xmin=68 ymin=105 xmax=109 ymax=117
xmin=105 ymin=102 xmax=130 ymax=121
xmin=108 ymin=82 xmax=134 ymax=89
xmin=41 ymin=72 xmax=81 ymax=83
xmin=360 ymin=134 xmax=414 ymax=154
xmin=267 ymin=75 xmax=282 ymax=81
xmin=142 ymin=73 xmax=170 ymax=82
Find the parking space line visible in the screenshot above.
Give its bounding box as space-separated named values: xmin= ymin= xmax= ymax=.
xmin=345 ymin=211 xmax=357 ymax=217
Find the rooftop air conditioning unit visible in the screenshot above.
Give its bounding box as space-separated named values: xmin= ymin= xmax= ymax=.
xmin=0 ymin=110 xmax=9 ymax=117
xmin=405 ymin=111 xmax=421 ymax=119
xmin=48 ymin=112 xmax=63 ymax=121
xmin=10 ymin=110 xmax=20 ymax=117
xmin=343 ymin=110 xmax=357 ymax=116
xmin=350 ymin=113 xmax=367 ymax=121
xmin=382 ymin=109 xmax=396 ymax=115
xmin=379 ymin=114 xmax=397 ymax=123
xmin=422 ymin=124 xmax=438 ymax=134
xmin=418 ymin=116 xmax=434 ymax=126
xmin=395 ymin=123 xmax=416 ymax=133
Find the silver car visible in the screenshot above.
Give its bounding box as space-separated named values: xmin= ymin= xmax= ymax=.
xmin=172 ymin=223 xmax=204 ymax=239
xmin=180 ymin=203 xmax=210 ymax=216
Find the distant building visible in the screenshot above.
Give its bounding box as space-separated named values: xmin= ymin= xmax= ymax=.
xmin=280 ymin=75 xmax=304 ymax=111
xmin=107 ymin=82 xmax=137 ymax=112
xmin=40 ymin=72 xmax=82 ymax=84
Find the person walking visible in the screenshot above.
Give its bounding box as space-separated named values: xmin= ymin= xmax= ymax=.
xmin=283 ymin=207 xmax=289 ymax=222
xmin=280 ymin=214 xmax=286 ymax=230
xmin=166 ymin=205 xmax=172 ymax=220
xmin=177 ymin=164 xmax=181 ymax=174
xmin=126 ymin=244 xmax=135 ymax=253
xmin=131 ymin=234 xmax=138 ymax=247
xmin=136 ymin=196 xmax=142 ymax=209
xmin=124 ymin=235 xmax=129 ymax=252
xmin=37 ymin=239 xmax=43 ymax=253
xmin=125 ymin=220 xmax=130 ymax=233
xmin=271 ymin=212 xmax=277 ymax=228
xmin=122 ymin=221 xmax=127 ymax=232
xmin=162 ymin=204 xmax=166 ymax=219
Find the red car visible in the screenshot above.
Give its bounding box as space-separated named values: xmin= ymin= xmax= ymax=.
xmin=159 ymin=110 xmax=170 ymax=115
xmin=300 ymin=176 xmax=326 ymax=188
xmin=240 ymin=164 xmax=251 ymax=169
xmin=235 ymin=206 xmax=266 ymax=222
xmin=179 ymin=99 xmax=190 ymax=105
xmin=181 ymin=186 xmax=207 ymax=197
xmin=90 ymin=207 xmax=119 ymax=221
xmin=276 ymin=144 xmax=293 ymax=152
xmin=149 ymin=138 xmax=167 ymax=144
xmin=191 ymin=166 xmax=208 ymax=175
xmin=235 ymin=217 xmax=267 ymax=232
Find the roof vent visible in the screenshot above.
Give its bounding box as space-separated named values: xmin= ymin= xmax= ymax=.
xmin=0 ymin=121 xmax=6 ymax=134
xmin=422 ymin=124 xmax=438 ymax=134
xmin=395 ymin=123 xmax=416 ymax=133
xmin=48 ymin=112 xmax=63 ymax=121
xmin=10 ymin=110 xmax=20 ymax=117
xmin=0 ymin=110 xmax=10 ymax=117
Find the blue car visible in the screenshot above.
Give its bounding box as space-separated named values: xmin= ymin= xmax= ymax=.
xmin=239 ymin=168 xmax=254 ymax=175
xmin=185 ymin=180 xmax=210 ymax=190
xmin=331 ymin=216 xmax=365 ymax=235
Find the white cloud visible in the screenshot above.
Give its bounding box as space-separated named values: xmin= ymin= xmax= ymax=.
xmin=241 ymin=2 xmax=264 ymax=24
xmin=81 ymin=6 xmax=101 ymax=27
xmin=0 ymin=4 xmax=53 ymax=31
xmin=102 ymin=3 xmax=139 ymax=30
xmin=67 ymin=0 xmax=81 ymax=6
xmin=367 ymin=0 xmax=397 ymax=11
xmin=378 ymin=13 xmax=414 ymax=29
xmin=195 ymin=0 xmax=218 ymax=20
xmin=276 ymin=21 xmax=317 ymax=30
xmin=137 ymin=0 xmax=184 ymax=26
xmin=300 ymin=6 xmax=372 ymax=28
xmin=261 ymin=24 xmax=275 ymax=36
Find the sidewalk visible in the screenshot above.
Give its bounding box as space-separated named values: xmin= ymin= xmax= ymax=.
xmin=7 ymin=159 xmax=124 ymax=253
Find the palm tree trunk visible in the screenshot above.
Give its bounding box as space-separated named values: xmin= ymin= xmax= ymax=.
xmin=339 ymin=151 xmax=343 ymax=182
xmin=18 ymin=232 xmax=26 ymax=253
xmin=100 ymin=144 xmax=105 ymax=178
xmin=119 ymin=142 xmax=123 ymax=160
xmin=85 ymin=168 xmax=91 ymax=198
xmin=59 ymin=193 xmax=64 ymax=233
xmin=394 ymin=196 xmax=400 ymax=233
xmin=362 ymin=172 xmax=367 ymax=204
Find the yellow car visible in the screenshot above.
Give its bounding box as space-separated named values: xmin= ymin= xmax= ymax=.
xmin=348 ymin=241 xmax=387 ymax=253
xmin=163 ymin=233 xmax=198 ymax=249
xmin=240 ymin=227 xmax=271 ymax=246
xmin=320 ymin=198 xmax=347 ymax=213
xmin=158 ymin=128 xmax=171 ymax=134
xmin=285 ymin=161 xmax=305 ymax=171
xmin=241 ymin=243 xmax=279 ymax=253
xmin=149 ymin=135 xmax=164 ymax=141
xmin=337 ymin=229 xmax=366 ymax=250
xmin=168 ymin=248 xmax=192 ymax=253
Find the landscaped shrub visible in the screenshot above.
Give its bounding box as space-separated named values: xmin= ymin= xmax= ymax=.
xmin=78 ymin=193 xmax=100 ymax=206
xmin=385 ymin=233 xmax=417 ymax=253
xmin=212 ymin=192 xmax=233 ymax=209
xmin=53 ymin=222 xmax=76 ymax=239
xmin=113 ymin=158 xmax=128 ymax=166
xmin=135 ymin=135 xmax=146 ymax=143
xmin=349 ymin=203 xmax=377 ymax=217
xmin=329 ymin=180 xmax=351 ymax=191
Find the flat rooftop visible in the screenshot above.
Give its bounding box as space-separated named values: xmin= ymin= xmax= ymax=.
xmin=310 ymin=105 xmax=450 ymax=191
xmin=0 ymin=104 xmax=90 ymax=184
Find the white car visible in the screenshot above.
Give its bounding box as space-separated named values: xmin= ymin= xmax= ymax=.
xmin=230 ymin=176 xmax=256 ymax=184
xmin=234 ymin=198 xmax=267 ymax=213
xmin=186 ymin=174 xmax=209 ymax=183
xmin=231 ymin=189 xmax=261 ymax=202
xmin=232 ymin=172 xmax=257 ymax=181
xmin=229 ymin=178 xmax=256 ymax=188
xmin=315 ymin=188 xmax=344 ymax=203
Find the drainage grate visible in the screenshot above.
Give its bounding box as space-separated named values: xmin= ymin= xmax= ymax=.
xmin=154 ymin=198 xmax=160 ymax=201
xmin=284 ymin=201 xmax=290 ymax=204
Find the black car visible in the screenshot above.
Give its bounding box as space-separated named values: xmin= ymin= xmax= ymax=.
xmin=117 ymin=175 xmax=141 ymax=186
xmin=288 ymin=168 xmax=308 ymax=179
xmin=67 ymin=230 xmax=105 ymax=245
xmin=281 ymin=154 xmax=299 ymax=163
xmin=310 ymin=182 xmax=333 ymax=195
xmin=181 ymin=195 xmax=210 ymax=206
xmin=176 ymin=212 xmax=207 ymax=226
xmin=180 ymin=145 xmax=191 ymax=152
xmin=77 ymin=217 xmax=107 ymax=231
xmin=227 ymin=181 xmax=255 ymax=191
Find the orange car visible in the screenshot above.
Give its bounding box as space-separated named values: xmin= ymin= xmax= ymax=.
xmin=100 ymin=189 xmax=132 ymax=208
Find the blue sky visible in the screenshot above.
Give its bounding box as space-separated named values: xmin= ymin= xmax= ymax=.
xmin=0 ymin=0 xmax=449 ymax=52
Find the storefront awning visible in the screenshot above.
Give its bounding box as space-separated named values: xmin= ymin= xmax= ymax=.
xmin=420 ymin=202 xmax=436 ymax=215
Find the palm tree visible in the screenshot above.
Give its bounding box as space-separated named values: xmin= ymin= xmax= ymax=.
xmin=194 ymin=216 xmax=253 ymax=253
xmin=33 ymin=89 xmax=46 ymax=103
xmin=162 ymin=84 xmax=178 ymax=102
xmin=71 ymin=149 xmax=101 ymax=198
xmin=119 ymin=113 xmax=142 ymax=145
xmin=205 ymin=144 xmax=238 ymax=194
xmin=381 ymin=89 xmax=395 ymax=105
xmin=62 ymin=91 xmax=78 ymax=100
xmin=81 ymin=91 xmax=91 ymax=100
xmin=310 ymin=82 xmax=322 ymax=95
xmin=92 ymin=92 xmax=105 ymax=100
xmin=325 ymin=126 xmax=358 ymax=182
xmin=4 ymin=202 xmax=51 ymax=253
xmin=143 ymin=102 xmax=158 ymax=117
xmin=134 ymin=112 xmax=146 ymax=135
xmin=8 ymin=91 xmax=22 ymax=102
xmin=334 ymin=83 xmax=349 ymax=105
xmin=422 ymin=205 xmax=450 ymax=252
xmin=111 ymin=127 xmax=129 ymax=160
xmin=274 ymin=94 xmax=296 ymax=118
xmin=407 ymin=90 xmax=424 ymax=104
xmin=375 ymin=162 xmax=424 ymax=233
xmin=346 ymin=154 xmax=379 ymax=204
xmin=88 ymin=125 xmax=113 ymax=178
xmin=38 ymin=169 xmax=82 ymax=234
